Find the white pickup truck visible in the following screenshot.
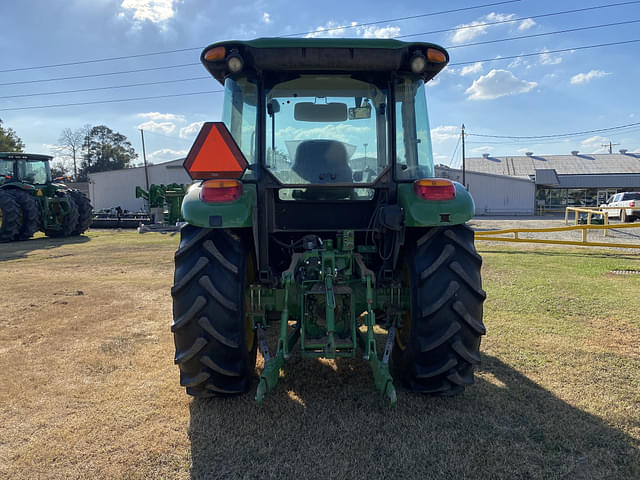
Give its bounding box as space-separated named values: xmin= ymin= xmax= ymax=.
xmin=600 ymin=191 xmax=640 ymax=222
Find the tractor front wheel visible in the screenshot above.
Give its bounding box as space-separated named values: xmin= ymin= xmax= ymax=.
xmin=0 ymin=190 xmax=21 ymax=242
xmin=172 ymin=225 xmax=256 ymax=397
xmin=393 ymin=224 xmax=486 ymax=395
xmin=69 ymin=190 xmax=92 ymax=235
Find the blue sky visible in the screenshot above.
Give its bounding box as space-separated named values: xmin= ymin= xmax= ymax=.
xmin=2 ymin=0 xmax=640 ymax=171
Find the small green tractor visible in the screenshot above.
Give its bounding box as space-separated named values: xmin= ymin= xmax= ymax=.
xmin=173 ymin=38 xmax=485 ymax=405
xmin=0 ymin=152 xmax=92 ymax=242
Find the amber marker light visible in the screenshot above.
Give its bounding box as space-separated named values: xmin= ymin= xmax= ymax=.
xmin=426 ymin=48 xmax=447 ymax=63
xmin=201 ymin=179 xmax=243 ymax=203
xmin=414 ymin=178 xmax=456 ymax=201
xmin=204 ymin=46 xmax=226 ymax=61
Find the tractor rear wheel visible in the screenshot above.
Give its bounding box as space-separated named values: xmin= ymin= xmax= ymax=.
xmin=9 ymin=189 xmax=40 ymax=240
xmin=393 ymin=224 xmax=486 ymax=395
xmin=172 ymin=225 xmax=257 ymax=397
xmin=44 ymin=192 xmax=79 ymax=238
xmin=69 ymin=190 xmax=92 ymax=235
xmin=0 ymin=190 xmax=21 ymax=242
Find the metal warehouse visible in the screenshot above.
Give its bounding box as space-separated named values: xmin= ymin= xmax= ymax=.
xmin=89 ymin=158 xmax=189 ymax=211
xmin=466 ymin=150 xmax=640 ymax=211
xmin=435 ymin=165 xmax=536 ymax=215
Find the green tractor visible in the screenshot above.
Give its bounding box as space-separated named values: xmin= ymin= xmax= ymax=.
xmin=173 ymin=38 xmax=485 ymax=405
xmin=0 ymin=152 xmax=92 ymax=242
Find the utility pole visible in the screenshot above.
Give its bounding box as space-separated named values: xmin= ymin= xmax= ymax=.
xmin=461 ymin=124 xmax=466 ymax=188
xmin=140 ymin=129 xmax=150 ymax=191
xmin=601 ymin=140 xmax=619 ymax=154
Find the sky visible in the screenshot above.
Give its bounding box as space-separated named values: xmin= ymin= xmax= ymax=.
xmin=2 ymin=0 xmax=640 ymax=171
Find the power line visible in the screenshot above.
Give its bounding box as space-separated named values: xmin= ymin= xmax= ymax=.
xmin=449 ymin=134 xmax=461 ymax=167
xmin=2 ymin=38 xmax=638 ymax=111
xmin=0 ymin=91 xmax=221 ymax=112
xmin=445 ymin=18 xmax=640 ymax=49
xmin=286 ymin=0 xmax=522 ymax=36
xmin=467 ymin=121 xmax=640 ymax=139
xmin=0 ymin=63 xmax=200 ymax=87
xmin=448 ymin=38 xmax=640 ymax=66
xmin=395 ymin=0 xmax=640 ymax=39
xmin=0 ymin=0 xmax=522 ymax=74
xmin=0 ymin=77 xmax=211 ymax=99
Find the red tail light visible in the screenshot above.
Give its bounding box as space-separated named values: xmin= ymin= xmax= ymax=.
xmin=201 ymin=179 xmax=242 ymax=203
xmin=414 ymin=179 xmax=456 ymax=201
xmin=629 ymin=201 xmax=636 ymax=207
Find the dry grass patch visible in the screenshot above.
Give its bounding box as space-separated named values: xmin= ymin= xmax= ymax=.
xmin=0 ymin=231 xmax=638 ymax=479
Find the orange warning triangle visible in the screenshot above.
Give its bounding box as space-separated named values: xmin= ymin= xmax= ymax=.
xmin=183 ymin=122 xmax=248 ymax=180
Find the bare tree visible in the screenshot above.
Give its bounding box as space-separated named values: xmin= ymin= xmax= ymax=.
xmin=56 ymin=125 xmax=91 ymax=181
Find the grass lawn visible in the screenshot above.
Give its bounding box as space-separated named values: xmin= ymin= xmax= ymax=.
xmin=0 ymin=231 xmax=638 ymax=479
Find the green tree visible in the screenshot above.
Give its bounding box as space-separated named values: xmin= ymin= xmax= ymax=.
xmin=78 ymin=125 xmax=137 ymax=181
xmin=0 ymin=119 xmax=25 ymax=152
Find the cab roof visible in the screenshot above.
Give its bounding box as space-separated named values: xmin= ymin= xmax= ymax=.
xmin=201 ymin=37 xmax=449 ymax=85
xmin=0 ymin=152 xmax=52 ymax=161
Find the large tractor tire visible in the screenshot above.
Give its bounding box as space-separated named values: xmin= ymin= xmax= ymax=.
xmin=393 ymin=224 xmax=486 ymax=395
xmin=9 ymin=189 xmax=40 ymax=240
xmin=0 ymin=190 xmax=21 ymax=242
xmin=68 ymin=190 xmax=92 ymax=235
xmin=172 ymin=225 xmax=257 ymax=397
xmin=44 ymin=192 xmax=79 ymax=238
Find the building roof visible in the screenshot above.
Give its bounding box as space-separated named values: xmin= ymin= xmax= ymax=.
xmin=467 ymin=152 xmax=640 ymax=176
xmin=88 ymin=158 xmax=184 ymax=179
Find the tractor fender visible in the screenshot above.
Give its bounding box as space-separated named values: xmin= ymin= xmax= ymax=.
xmin=398 ymin=181 xmax=475 ymax=227
xmin=181 ymin=181 xmax=256 ymax=228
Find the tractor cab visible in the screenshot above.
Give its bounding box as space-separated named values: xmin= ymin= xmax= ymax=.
xmin=0 ymin=153 xmax=52 ymax=186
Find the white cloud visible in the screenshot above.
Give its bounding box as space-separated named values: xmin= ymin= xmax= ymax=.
xmin=450 ymin=12 xmax=515 ymax=44
xmin=471 ymin=146 xmax=494 ymax=155
xmin=460 ymin=62 xmax=483 ymax=76
xmin=518 ymin=18 xmax=536 ymax=30
xmin=137 ymin=120 xmax=176 ymax=135
xmin=137 ymin=111 xmax=185 ymax=122
xmin=580 ymin=136 xmax=611 ymax=154
xmin=359 ymin=25 xmax=400 ymax=38
xmin=570 ymin=70 xmax=610 ymax=85
xmin=465 ymin=69 xmax=537 ymax=100
xmin=120 ymin=0 xmax=180 ymax=23
xmin=263 ymin=12 xmax=271 ymax=24
xmin=147 ymin=148 xmax=188 ymax=162
xmin=179 ymin=121 xmax=205 ymax=139
xmin=431 ymin=125 xmax=460 ymax=143
xmin=305 ymin=21 xmax=398 ymax=39
xmin=279 ymin=124 xmax=370 ymax=144
xmin=428 ymin=76 xmax=441 ymax=87
xmin=539 ymin=48 xmax=562 ymax=65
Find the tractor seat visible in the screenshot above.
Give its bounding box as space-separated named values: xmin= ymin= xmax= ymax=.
xmin=292 ymin=140 xmax=353 ymax=200
xmin=292 ymin=140 xmax=353 ymax=183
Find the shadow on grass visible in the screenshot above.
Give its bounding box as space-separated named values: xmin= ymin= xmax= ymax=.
xmin=188 ymin=353 xmax=639 ymax=479
xmin=0 ymin=234 xmax=90 ymax=261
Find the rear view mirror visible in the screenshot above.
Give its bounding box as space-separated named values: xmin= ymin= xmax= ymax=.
xmin=294 ymin=102 xmax=347 ymax=122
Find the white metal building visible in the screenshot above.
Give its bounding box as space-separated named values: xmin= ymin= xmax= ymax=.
xmin=88 ymin=158 xmax=190 ymax=211
xmin=435 ymin=165 xmax=536 ymax=215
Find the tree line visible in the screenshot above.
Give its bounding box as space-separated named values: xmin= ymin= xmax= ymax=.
xmin=0 ymin=119 xmax=138 ymax=182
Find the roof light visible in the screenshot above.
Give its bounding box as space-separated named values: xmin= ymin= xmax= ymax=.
xmin=204 ymin=46 xmax=226 ymax=61
xmin=414 ymin=179 xmax=456 ymax=201
xmin=201 ymin=179 xmax=242 ymax=203
xmin=410 ymin=52 xmax=427 ymax=73
xmin=226 ymin=51 xmax=244 ymax=73
xmin=426 ymin=48 xmax=447 ymax=63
